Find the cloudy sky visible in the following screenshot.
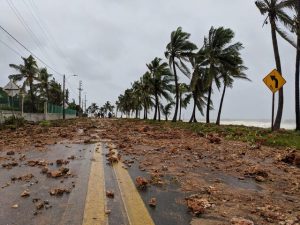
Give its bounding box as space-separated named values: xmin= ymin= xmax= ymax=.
xmin=0 ymin=0 xmax=297 ymax=122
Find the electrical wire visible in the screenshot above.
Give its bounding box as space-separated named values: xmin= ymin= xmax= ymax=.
xmin=0 ymin=24 xmax=64 ymax=77
xmin=0 ymin=38 xmax=23 ymax=57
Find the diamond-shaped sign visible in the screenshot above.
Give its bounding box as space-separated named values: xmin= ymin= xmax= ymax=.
xmin=263 ymin=69 xmax=286 ymax=93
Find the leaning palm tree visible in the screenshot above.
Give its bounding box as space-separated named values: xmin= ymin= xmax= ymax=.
xmin=147 ymin=57 xmax=174 ymax=121
xmin=255 ymin=0 xmax=294 ymax=130
xmin=189 ymin=60 xmax=210 ymax=123
xmin=160 ymin=102 xmax=175 ymax=121
xmin=178 ymin=83 xmax=192 ymax=121
xmin=199 ymin=27 xmax=242 ymax=124
xmin=165 ymin=27 xmax=197 ymax=122
xmin=284 ymin=0 xmax=300 ymax=130
xmin=294 ymin=0 xmax=300 ymax=130
xmin=216 ymin=65 xmax=249 ymax=125
xmin=9 ymin=55 xmax=39 ymax=112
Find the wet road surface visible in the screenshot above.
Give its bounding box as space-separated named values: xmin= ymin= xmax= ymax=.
xmin=0 ymin=141 xmax=204 ymax=225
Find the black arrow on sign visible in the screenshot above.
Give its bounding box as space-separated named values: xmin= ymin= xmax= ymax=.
xmin=271 ymin=75 xmax=278 ymax=88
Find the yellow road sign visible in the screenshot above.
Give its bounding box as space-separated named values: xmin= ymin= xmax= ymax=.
xmin=263 ymin=69 xmax=286 ymax=93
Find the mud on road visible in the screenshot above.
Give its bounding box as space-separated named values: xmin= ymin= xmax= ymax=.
xmin=0 ymin=118 xmax=299 ymax=225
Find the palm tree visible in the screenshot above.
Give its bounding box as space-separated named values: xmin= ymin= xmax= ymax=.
xmin=131 ymin=81 xmax=144 ymax=118
xmin=255 ymin=0 xmax=294 ymax=130
xmin=165 ymin=27 xmax=197 ymax=122
xmin=140 ymin=72 xmax=154 ymax=119
xmin=216 ymin=65 xmax=249 ymax=125
xmin=48 ymin=78 xmax=63 ymax=105
xmin=146 ymin=57 xmax=174 ymax=121
xmin=178 ymin=83 xmax=192 ymax=121
xmin=294 ymin=1 xmax=300 ymax=130
xmin=160 ymin=102 xmax=175 ymax=121
xmin=189 ymin=62 xmax=209 ymax=123
xmin=87 ymin=103 xmax=99 ymax=114
xmin=199 ymin=26 xmax=243 ymax=124
xmin=284 ymin=0 xmax=300 ymax=130
xmin=9 ymin=55 xmax=39 ymax=112
xmin=37 ymin=68 xmax=52 ymax=101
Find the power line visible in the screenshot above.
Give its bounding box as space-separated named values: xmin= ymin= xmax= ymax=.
xmin=0 ymin=24 xmax=64 ymax=77
xmin=0 ymin=38 xmax=23 ymax=57
xmin=27 ymin=0 xmax=77 ymax=76
xmin=6 ymin=0 xmax=45 ymax=57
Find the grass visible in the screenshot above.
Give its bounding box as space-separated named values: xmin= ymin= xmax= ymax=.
xmin=144 ymin=119 xmax=300 ymax=150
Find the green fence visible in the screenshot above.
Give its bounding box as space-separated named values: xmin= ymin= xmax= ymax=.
xmin=47 ymin=103 xmax=76 ymax=115
xmin=0 ymin=95 xmax=20 ymax=111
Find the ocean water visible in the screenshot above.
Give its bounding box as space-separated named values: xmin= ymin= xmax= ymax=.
xmin=219 ymin=120 xmax=296 ymax=130
xmin=190 ymin=119 xmax=295 ymax=130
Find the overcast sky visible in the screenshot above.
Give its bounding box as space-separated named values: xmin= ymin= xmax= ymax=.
xmin=0 ymin=0 xmax=297 ymax=121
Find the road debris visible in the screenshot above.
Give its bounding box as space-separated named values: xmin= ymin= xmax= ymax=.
xmin=186 ymin=194 xmax=212 ymax=216
xmin=148 ymin=198 xmax=157 ymax=207
xmin=49 ymin=188 xmax=71 ymax=196
xmin=20 ymin=190 xmax=30 ymax=197
xmin=106 ymin=191 xmax=115 ymax=198
xmin=136 ymin=176 xmax=148 ymax=189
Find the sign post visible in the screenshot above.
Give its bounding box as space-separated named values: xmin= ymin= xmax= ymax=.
xmin=263 ymin=69 xmax=286 ymax=131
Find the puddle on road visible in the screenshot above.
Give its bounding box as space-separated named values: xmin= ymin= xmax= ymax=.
xmin=195 ymin=167 xmax=263 ymax=192
xmin=124 ymin=157 xmax=193 ymax=225
xmin=0 ymin=143 xmax=94 ymax=225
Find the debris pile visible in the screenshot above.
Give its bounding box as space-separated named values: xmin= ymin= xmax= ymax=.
xmin=186 ymin=194 xmax=212 ymax=216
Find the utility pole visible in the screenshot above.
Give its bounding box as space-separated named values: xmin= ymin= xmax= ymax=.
xmin=78 ymin=80 xmax=83 ymax=110
xmin=63 ymin=75 xmax=66 ymax=120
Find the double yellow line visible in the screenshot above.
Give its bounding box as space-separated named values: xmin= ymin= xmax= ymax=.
xmin=82 ymin=143 xmax=155 ymax=225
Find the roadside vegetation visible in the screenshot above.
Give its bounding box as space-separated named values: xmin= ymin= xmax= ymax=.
xmin=1 ymin=55 xmax=80 ymax=114
xmin=112 ymin=1 xmax=300 ymax=133
xmin=144 ymin=119 xmax=300 ymax=149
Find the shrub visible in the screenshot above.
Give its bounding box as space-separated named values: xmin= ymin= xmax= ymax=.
xmin=4 ymin=116 xmax=26 ymax=127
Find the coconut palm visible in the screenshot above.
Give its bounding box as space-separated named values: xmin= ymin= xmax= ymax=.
xmin=87 ymin=103 xmax=99 ymax=114
xmin=165 ymin=27 xmax=197 ymax=122
xmin=160 ymin=102 xmax=175 ymax=121
xmin=216 ymin=65 xmax=249 ymax=125
xmin=36 ymin=68 xmax=52 ymax=101
xmin=189 ymin=61 xmax=210 ymax=123
xmin=255 ymin=0 xmax=294 ymax=130
xmin=131 ymin=81 xmax=144 ymax=118
xmin=139 ymin=72 xmax=154 ymax=119
xmin=178 ymin=83 xmax=192 ymax=121
xmin=48 ymin=78 xmax=63 ymax=106
xmin=294 ymin=1 xmax=300 ymax=130
xmin=146 ymin=57 xmax=174 ymax=121
xmin=284 ymin=0 xmax=300 ymax=130
xmin=9 ymin=55 xmax=39 ymax=112
xmin=199 ymin=26 xmax=244 ymax=124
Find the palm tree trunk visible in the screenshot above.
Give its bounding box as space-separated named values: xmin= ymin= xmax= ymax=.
xmin=153 ymin=93 xmax=158 ymax=120
xmin=270 ymin=18 xmax=283 ymax=130
xmin=179 ymin=93 xmax=182 ymax=121
xmin=189 ymin=95 xmax=196 ymax=123
xmin=143 ymin=104 xmax=146 ymax=120
xmin=216 ymin=85 xmax=227 ymax=125
xmin=206 ymin=85 xmax=212 ymax=124
xmin=158 ymin=102 xmax=161 ymax=121
xmin=29 ymin=81 xmax=36 ymax=113
xmin=172 ymin=57 xmax=179 ymax=122
xmin=296 ymin=10 xmax=300 ymax=131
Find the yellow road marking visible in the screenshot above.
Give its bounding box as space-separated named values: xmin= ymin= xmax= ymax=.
xmin=82 ymin=143 xmax=107 ymax=225
xmin=112 ymin=149 xmax=155 ymax=225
